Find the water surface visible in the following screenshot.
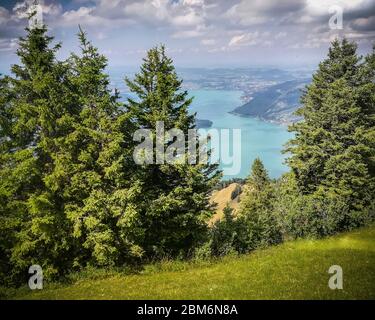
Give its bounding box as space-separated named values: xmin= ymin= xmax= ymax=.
xmin=189 ymin=89 xmax=293 ymax=179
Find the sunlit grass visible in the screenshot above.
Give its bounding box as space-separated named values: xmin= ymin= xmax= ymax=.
xmin=9 ymin=224 xmax=375 ymax=300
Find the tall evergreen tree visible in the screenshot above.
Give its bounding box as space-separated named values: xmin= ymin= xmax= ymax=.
xmin=0 ymin=75 xmax=17 ymax=283
xmin=125 ymin=45 xmax=220 ymax=257
xmin=359 ymin=44 xmax=375 ymax=178
xmin=0 ymin=23 xmax=77 ymax=282
xmin=60 ymin=27 xmax=144 ymax=267
xmin=286 ymin=38 xmax=373 ymax=212
xmin=0 ymin=22 xmax=144 ymax=282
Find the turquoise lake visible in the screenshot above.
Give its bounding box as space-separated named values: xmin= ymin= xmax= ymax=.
xmin=107 ymin=68 xmax=293 ymax=180
xmin=188 ymin=89 xmax=293 ymax=179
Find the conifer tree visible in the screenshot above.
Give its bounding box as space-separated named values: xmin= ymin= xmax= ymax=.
xmin=125 ymin=45 xmax=220 ymax=257
xmin=246 ymin=157 xmax=269 ymax=191
xmin=359 ymin=44 xmax=375 ymax=178
xmin=0 ymin=75 xmax=17 ymax=283
xmin=62 ymin=28 xmax=144 ymax=267
xmin=0 ymin=23 xmax=76 ymax=281
xmin=0 ymin=22 xmax=143 ymax=282
xmin=286 ymin=38 xmax=374 ymax=212
xmin=238 ymin=158 xmax=281 ymax=249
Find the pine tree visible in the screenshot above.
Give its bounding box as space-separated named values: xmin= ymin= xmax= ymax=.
xmin=125 ymin=45 xmax=220 ymax=257
xmin=246 ymin=157 xmax=269 ymax=191
xmin=286 ymin=38 xmax=373 ymax=211
xmin=238 ymin=159 xmax=281 ymax=249
xmin=0 ymin=23 xmax=77 ymax=282
xmin=0 ymin=75 xmax=17 ymax=283
xmin=61 ymin=27 xmax=144 ymax=267
xmin=359 ymin=44 xmax=375 ymax=178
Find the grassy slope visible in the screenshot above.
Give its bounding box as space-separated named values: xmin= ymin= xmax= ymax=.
xmin=13 ymin=225 xmax=375 ymax=300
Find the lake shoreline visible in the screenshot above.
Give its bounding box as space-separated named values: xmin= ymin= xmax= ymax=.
xmin=228 ymin=110 xmax=292 ymax=127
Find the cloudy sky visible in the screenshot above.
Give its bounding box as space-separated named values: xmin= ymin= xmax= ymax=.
xmin=0 ymin=0 xmax=374 ymax=69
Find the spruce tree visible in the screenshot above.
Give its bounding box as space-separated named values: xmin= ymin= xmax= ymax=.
xmin=359 ymin=44 xmax=375 ymax=178
xmin=286 ymin=38 xmax=373 ymax=213
xmin=0 ymin=23 xmax=76 ymax=282
xmin=238 ymin=159 xmax=281 ymax=249
xmin=125 ymin=45 xmax=220 ymax=257
xmin=0 ymin=75 xmax=17 ymax=283
xmin=246 ymin=157 xmax=269 ymax=191
xmin=62 ymin=28 xmax=144 ymax=267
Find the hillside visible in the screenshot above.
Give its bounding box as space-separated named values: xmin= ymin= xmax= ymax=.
xmin=10 ymin=224 xmax=375 ymax=300
xmin=231 ymin=79 xmax=310 ymax=124
xmin=209 ymin=183 xmax=241 ymax=224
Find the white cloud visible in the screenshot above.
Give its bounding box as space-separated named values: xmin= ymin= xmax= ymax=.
xmin=13 ymin=0 xmax=62 ymax=19
xmin=305 ymin=0 xmax=369 ymax=16
xmin=290 ymin=33 xmax=336 ymax=49
xmin=224 ymin=0 xmax=303 ymax=26
xmin=351 ymin=16 xmax=375 ymax=32
xmin=171 ymin=10 xmax=204 ymax=27
xmin=228 ymin=31 xmax=260 ymax=47
xmin=225 ymin=4 xmax=268 ymax=26
xmin=0 ymin=6 xmax=10 ymax=25
xmin=183 ymin=0 xmax=205 ymax=7
xmin=172 ymin=28 xmax=205 ymax=39
xmin=96 ymin=31 xmax=107 ymax=40
xmin=61 ymin=6 xmax=119 ymax=27
xmin=201 ymin=38 xmax=216 ymax=45
xmin=0 ymin=0 xmax=374 ymax=62
xmin=275 ymin=31 xmax=287 ymax=39
xmin=0 ymin=38 xmax=18 ymax=52
xmin=124 ymin=0 xmax=170 ymax=22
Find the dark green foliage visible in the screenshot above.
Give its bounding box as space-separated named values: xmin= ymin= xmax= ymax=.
xmin=230 ymin=184 xmax=241 ymax=200
xmin=61 ymin=28 xmax=144 ymax=267
xmin=0 ymin=23 xmax=220 ymax=285
xmin=238 ymin=159 xmax=282 ymax=249
xmin=213 ymin=178 xmax=246 ymax=191
xmin=0 ymin=20 xmax=221 ymax=286
xmin=246 ymin=158 xmax=270 ymax=191
xmin=209 ymin=204 xmax=247 ymax=256
xmin=286 ymin=39 xmax=373 ymax=201
xmin=0 ymin=25 xmax=78 ymax=283
xmin=126 ymin=45 xmax=220 ymax=258
xmin=359 ymin=44 xmax=375 ymax=178
xmin=283 ymin=39 xmax=375 ymax=237
xmin=274 ymin=173 xmax=373 ymax=239
xmin=202 ymin=159 xmax=282 ymax=259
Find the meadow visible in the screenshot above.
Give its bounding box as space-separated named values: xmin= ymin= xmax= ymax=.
xmin=8 ymin=224 xmax=375 ymax=300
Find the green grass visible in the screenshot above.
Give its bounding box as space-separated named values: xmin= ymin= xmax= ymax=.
xmin=9 ymin=225 xmax=375 ymax=300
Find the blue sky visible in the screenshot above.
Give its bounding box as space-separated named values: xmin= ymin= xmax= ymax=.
xmin=0 ymin=0 xmax=374 ymax=69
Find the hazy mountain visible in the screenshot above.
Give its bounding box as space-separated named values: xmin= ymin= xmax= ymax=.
xmin=231 ymin=79 xmax=310 ymax=124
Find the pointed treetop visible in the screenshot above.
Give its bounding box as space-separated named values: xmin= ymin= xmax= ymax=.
xmin=247 ymin=158 xmax=270 ymax=191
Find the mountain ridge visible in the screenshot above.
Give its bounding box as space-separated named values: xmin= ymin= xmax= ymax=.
xmin=231 ymin=78 xmax=310 ymax=124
